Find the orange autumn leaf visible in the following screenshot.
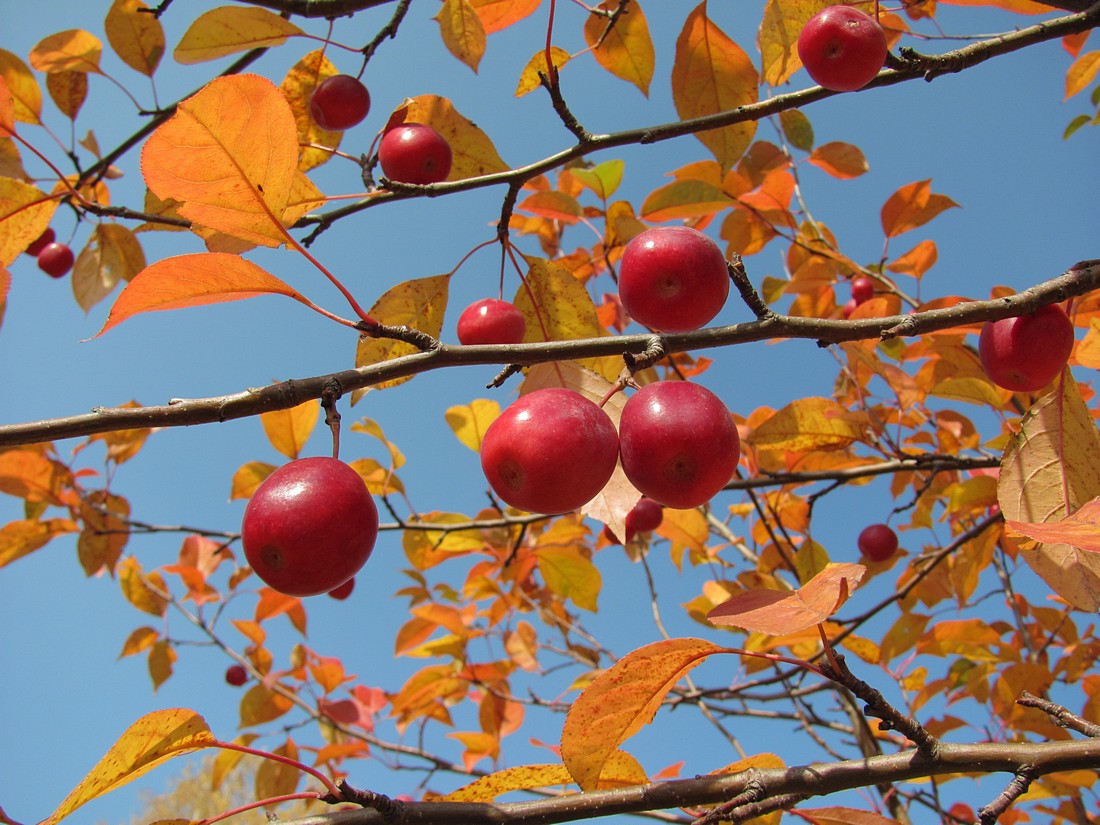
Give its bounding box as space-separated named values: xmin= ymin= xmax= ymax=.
xmin=46 ymin=71 xmax=88 ymax=120
xmin=641 ymin=179 xmax=734 ymax=221
xmin=437 ymin=0 xmax=486 ymax=73
xmin=759 ymin=0 xmax=825 ymax=86
xmin=745 ymin=396 xmax=866 ymax=452
xmin=442 ymin=764 xmax=575 ymax=801
xmin=141 ymin=74 xmax=300 ymax=247
xmin=707 ymin=562 xmax=866 ymax=634
xmin=0 ymin=75 xmax=14 ymax=135
xmin=584 ymin=0 xmax=655 ymax=97
xmin=880 ymin=179 xmax=960 ymax=238
xmin=672 ymin=4 xmax=758 ymax=173
xmin=1007 ymin=496 xmax=1100 ymax=552
xmin=519 ymin=190 xmax=583 ymax=223
xmin=1065 ymin=51 xmax=1100 ymax=100
xmin=42 ymin=709 xmax=215 ymax=825
xmin=260 ymin=400 xmax=320 ymax=460
xmin=105 ymin=0 xmax=165 ymax=77
xmin=173 ymin=7 xmax=304 ymax=64
xmin=29 ymin=29 xmax=104 ymax=74
xmin=0 ymin=177 xmax=57 ymax=266
xmin=0 ymin=518 xmax=77 ymax=569
xmin=94 ymin=253 xmax=313 ymax=337
xmin=470 ymin=0 xmax=542 ymax=34
xmin=887 ymin=239 xmax=938 ymax=279
xmin=561 ymin=637 xmax=725 ymax=791
xmin=0 ymin=49 xmax=43 ymax=124
xmin=808 ymin=141 xmax=868 ymax=179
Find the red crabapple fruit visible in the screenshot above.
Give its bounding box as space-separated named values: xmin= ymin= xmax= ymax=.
xmin=457 ymin=299 xmax=526 ymax=345
xmin=309 ymin=75 xmax=371 ymax=131
xmin=480 ymin=388 xmax=619 ymax=514
xmin=328 ymin=577 xmax=356 ymax=600
xmin=851 ymin=276 xmax=874 ymax=304
xmin=618 ymin=226 xmax=730 ymax=333
xmin=225 ymin=664 xmax=248 ymax=687
xmin=618 ymin=382 xmax=740 ymax=510
xmin=604 ymin=496 xmax=665 ymax=543
xmin=797 ymin=6 xmax=888 ymax=92
xmin=25 ymin=227 xmax=55 ymax=256
xmin=978 ymin=304 xmax=1074 ymax=392
xmin=379 ymin=123 xmax=453 ymax=185
xmin=37 ymin=242 xmax=74 ymax=278
xmin=242 ymin=457 xmax=378 ymax=597
xmin=858 ymin=523 xmax=898 ymax=562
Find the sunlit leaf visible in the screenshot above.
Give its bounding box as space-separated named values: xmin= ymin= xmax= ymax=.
xmin=512 ymin=256 xmax=605 ymax=355
xmin=0 ymin=518 xmax=77 ymax=569
xmin=568 ymin=159 xmax=624 ymax=200
xmin=118 ymin=626 xmax=159 ymax=659
xmin=42 ymin=709 xmax=215 ymax=825
xmin=584 ymin=0 xmax=655 ymax=96
xmin=445 ymin=399 xmax=501 ymax=452
xmin=29 ymin=30 xmax=103 ymax=74
xmin=808 ymin=141 xmax=868 ymax=179
xmin=796 ymin=807 xmax=901 ymax=825
xmin=746 ymin=397 xmax=866 ymax=452
xmin=1007 ymin=497 xmax=1100 ymax=552
xmin=515 ymin=47 xmax=571 ymax=96
xmin=537 ymin=544 xmax=601 ymax=612
xmin=671 ymin=4 xmax=758 ymax=172
xmin=641 ymin=179 xmax=734 ymax=221
xmin=759 ymin=0 xmax=824 ymax=86
xmin=105 ymin=0 xmax=165 ymax=76
xmin=77 ymin=491 xmax=130 ymax=576
xmin=239 ymin=683 xmax=295 ymax=727
xmin=0 ymin=77 xmax=13 ymax=136
xmin=707 ymin=562 xmax=866 ymax=634
xmin=119 ymin=556 xmax=169 ymax=616
xmin=779 ymin=108 xmax=814 ymax=151
xmin=561 ymin=638 xmax=724 ymax=791
xmin=72 ymin=224 xmax=147 ymax=312
xmin=141 ymin=74 xmax=300 ymax=246
xmin=0 ymin=446 xmax=73 ymax=505
xmin=0 ymin=177 xmax=56 ymax=266
xmin=437 ymin=0 xmax=486 ymax=73
xmin=95 ymin=253 xmax=312 ymax=337
xmin=520 ymin=190 xmax=583 ymax=223
xmin=148 ymin=639 xmax=177 ymax=690
xmin=402 ymin=95 xmax=510 ymax=179
xmin=46 ymin=71 xmax=87 ymax=120
xmin=174 ymin=7 xmax=303 ymax=64
xmin=0 ymin=49 xmax=43 ymax=124
xmin=260 ymin=400 xmax=319 ymax=460
xmin=280 ymin=49 xmax=342 ymax=172
xmin=230 ymin=461 xmax=275 ymax=500
xmin=442 ymin=764 xmax=574 ymax=801
xmin=880 ymin=179 xmax=960 ymax=238
xmin=886 ymin=239 xmax=937 ymax=279
xmin=1065 ymin=51 xmax=1100 ymax=99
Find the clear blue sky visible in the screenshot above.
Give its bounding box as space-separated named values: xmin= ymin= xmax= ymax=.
xmin=1 ymin=1 xmax=1097 ymax=824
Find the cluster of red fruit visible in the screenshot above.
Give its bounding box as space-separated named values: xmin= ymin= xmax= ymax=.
xmin=841 ymin=275 xmax=876 ymax=316
xmin=797 ymin=5 xmax=887 ymax=92
xmin=309 ymin=74 xmax=452 ymax=185
xmin=24 ymin=228 xmax=74 ymax=278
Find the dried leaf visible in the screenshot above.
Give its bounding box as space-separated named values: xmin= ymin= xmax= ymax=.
xmin=442 ymin=764 xmax=574 ymax=801
xmin=584 ymin=0 xmax=655 ymax=96
xmin=174 ymin=7 xmax=303 ymax=64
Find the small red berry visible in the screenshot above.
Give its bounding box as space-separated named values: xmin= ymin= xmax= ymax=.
xmin=37 ymin=242 xmax=74 ymax=278
xmin=457 ymin=299 xmax=526 ymax=345
xmin=25 ymin=227 xmax=55 ymax=256
xmin=309 ymin=75 xmax=371 ymax=131
xmin=978 ymin=304 xmax=1075 ymax=392
xmin=379 ymin=123 xmax=453 ymax=185
xmin=328 ymin=577 xmax=355 ymax=600
xmin=851 ymin=276 xmax=875 ymax=304
xmin=797 ymin=5 xmax=888 ymax=92
xmin=225 ymin=664 xmax=249 ymax=687
xmin=858 ymin=524 xmax=898 ymax=562
xmin=604 ymin=497 xmax=665 ymax=544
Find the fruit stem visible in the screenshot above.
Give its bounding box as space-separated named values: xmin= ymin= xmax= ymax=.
xmin=213 ymin=739 xmax=343 ymax=798
xmin=193 ymin=792 xmax=325 ymax=825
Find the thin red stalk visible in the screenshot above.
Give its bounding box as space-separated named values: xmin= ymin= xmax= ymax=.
xmin=213 ymin=739 xmax=342 ymax=797
xmin=193 ymin=792 xmax=325 ymax=825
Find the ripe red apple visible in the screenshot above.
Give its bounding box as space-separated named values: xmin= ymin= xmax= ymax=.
xmin=858 ymin=523 xmax=898 ymax=562
xmin=328 ymin=577 xmax=355 ymax=600
xmin=225 ymin=664 xmax=248 ymax=687
xmin=242 ymin=456 xmax=378 ymax=597
xmin=851 ymin=276 xmax=874 ymax=304
xmin=379 ymin=123 xmax=453 ymax=185
xmin=25 ymin=227 xmax=55 ymax=256
xmin=619 ymin=382 xmax=740 ymax=510
xmin=604 ymin=497 xmax=665 ymax=543
xmin=309 ymin=74 xmax=371 ymax=131
xmin=978 ymin=303 xmax=1074 ymax=392
xmin=37 ymin=242 xmax=74 ymax=278
xmin=480 ymin=388 xmax=618 ymax=514
xmin=618 ymin=226 xmax=730 ymax=333
xmin=457 ymin=298 xmax=526 ymax=345
xmin=797 ymin=5 xmax=888 ymax=92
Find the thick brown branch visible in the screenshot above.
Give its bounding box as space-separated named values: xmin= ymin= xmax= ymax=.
xmin=1 ymin=262 xmax=1096 ymax=447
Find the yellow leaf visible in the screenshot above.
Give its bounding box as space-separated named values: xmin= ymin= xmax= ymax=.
xmin=280 ymin=49 xmax=342 ymax=172
xmin=0 ymin=177 xmax=57 ymax=267
xmin=0 ymin=49 xmax=43 ymax=124
xmin=141 ymin=74 xmax=299 ymax=247
xmin=515 ymin=47 xmax=571 ymax=97
xmin=998 ymin=376 xmax=1100 ymax=610
xmin=445 ymin=399 xmax=501 ymax=451
xmin=1076 ymin=318 xmax=1100 ymax=369
xmin=95 ymin=253 xmax=312 ymax=337
xmin=437 ymin=0 xmax=486 ymax=73
xmin=105 ymin=0 xmax=165 ymax=76
xmin=746 ymin=397 xmax=866 ymax=452
xmin=230 ymin=461 xmax=275 ymax=500
xmin=42 ymin=709 xmax=215 ymax=825
xmin=537 ymin=544 xmax=602 ymax=612
xmin=118 ymin=626 xmax=159 ymax=658
xmin=442 ymin=764 xmax=574 ymax=801
xmin=671 ymin=3 xmax=758 ymax=173
xmin=1066 ymin=51 xmax=1100 ymax=100
xmin=46 ymin=71 xmax=87 ymax=120
xmin=260 ymin=400 xmax=319 ymax=460
xmin=0 ymin=518 xmax=76 ymax=569
xmin=353 ymin=274 xmax=452 ymax=393
xmin=584 ymin=0 xmax=655 ymax=96
xmin=29 ymin=30 xmax=103 ymax=74
xmin=72 ymin=224 xmax=147 ymax=312
xmin=239 ymin=683 xmax=295 ymax=728
xmin=347 ymin=457 xmax=405 ymax=496
xmin=807 ymin=141 xmax=868 ymax=179
xmin=119 ymin=556 xmax=169 ymax=616
xmin=759 ymin=0 xmax=827 ymax=85
xmin=350 ymin=418 xmax=407 ymax=469
xmin=707 ymin=562 xmax=866 ymax=634
xmin=174 ymin=7 xmax=304 ymax=64
xmin=403 ymin=95 xmax=510 ymax=179
xmin=568 ymin=159 xmax=624 ymax=200
xmin=641 ymin=179 xmax=734 ymax=221
xmin=148 ymin=639 xmax=177 ymax=690
xmin=561 ymin=638 xmax=724 ymax=791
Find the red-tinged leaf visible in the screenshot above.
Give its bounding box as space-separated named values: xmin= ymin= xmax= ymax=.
xmin=808 ymin=141 xmax=868 ymax=179
xmin=1008 ymin=490 xmax=1100 ymax=552
xmin=939 ymin=0 xmax=1054 ymax=12
xmin=1066 ymin=51 xmax=1100 ymax=100
xmin=797 ymin=807 xmax=902 ymax=824
xmin=118 ymin=626 xmax=159 ymax=658
xmin=998 ymin=376 xmax=1100 ymax=610
xmin=641 ymin=179 xmax=734 ymax=221
xmin=880 ymin=179 xmax=959 ymax=238
xmin=239 ymin=682 xmax=295 ymax=727
xmin=105 ymin=0 xmax=165 ymax=77
xmin=671 ymin=4 xmax=758 ymax=173
xmin=437 ymin=0 xmax=486 ymax=73
xmin=561 ymin=638 xmax=725 ymax=791
xmin=402 ymin=95 xmax=510 ymax=179
xmin=29 ymin=30 xmax=103 ymax=74
xmin=0 ymin=518 xmax=77 ymax=569
xmin=707 ymin=562 xmax=866 ymax=634
xmin=470 ymin=0 xmax=541 ymax=33
xmin=42 ymin=709 xmax=214 ymax=825
xmin=886 ymin=239 xmax=938 ymax=279
xmin=260 ymin=400 xmax=319 ymax=460
xmin=173 ymin=7 xmax=303 ymax=64
xmin=759 ymin=0 xmax=824 ymax=86
xmin=0 ymin=177 xmax=57 ymax=266
xmin=119 ymin=556 xmax=169 ymax=616
xmin=141 ymin=74 xmax=299 ymax=246
xmin=94 ymin=253 xmax=311 ymax=338
xmin=584 ymin=0 xmax=655 ymax=96
xmin=0 ymin=49 xmax=43 ymax=124
xmin=255 ymin=587 xmax=302 ymax=623
xmin=515 ymin=46 xmax=571 ymax=96
xmin=519 ymin=190 xmax=583 ymax=223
